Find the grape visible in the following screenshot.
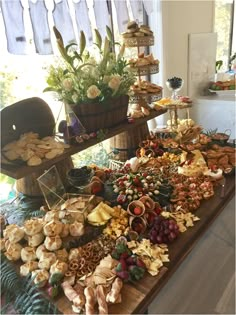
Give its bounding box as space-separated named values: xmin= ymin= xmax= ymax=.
xmin=150 ymin=235 xmax=157 ymax=244
xmin=164 ymin=229 xmax=170 ymax=235
xmin=148 ymin=215 xmax=179 ymax=245
xmin=174 ymin=225 xmax=179 ymax=231
xmin=150 ymin=230 xmax=157 ymax=238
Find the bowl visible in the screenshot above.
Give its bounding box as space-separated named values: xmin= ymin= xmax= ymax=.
xmin=67 ymin=166 xmax=94 ymax=187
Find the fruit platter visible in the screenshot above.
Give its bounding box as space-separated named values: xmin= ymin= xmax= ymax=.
xmin=0 ymin=121 xmax=235 ymax=315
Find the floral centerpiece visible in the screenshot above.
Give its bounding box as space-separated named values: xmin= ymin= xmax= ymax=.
xmin=44 ymin=27 xmax=135 ymax=132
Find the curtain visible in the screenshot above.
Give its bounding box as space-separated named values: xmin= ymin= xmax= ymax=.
xmin=0 ymin=0 xmax=156 ymax=55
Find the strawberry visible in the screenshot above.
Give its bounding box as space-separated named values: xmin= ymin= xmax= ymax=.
xmin=47 ymin=285 xmax=59 ymax=298
xmin=136 ymin=257 xmax=146 ymax=269
xmin=133 ymin=207 xmax=142 ymax=215
xmin=117 ymin=194 xmax=126 ymax=204
xmin=133 ymin=177 xmax=141 ymax=186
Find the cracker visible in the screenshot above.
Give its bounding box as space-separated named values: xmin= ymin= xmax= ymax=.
xmin=27 ymin=155 xmax=42 ymax=166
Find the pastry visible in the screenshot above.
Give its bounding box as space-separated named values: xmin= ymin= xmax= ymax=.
xmin=4 ymin=242 xmax=22 ymax=261
xmin=3 ymin=224 xmax=25 ymax=243
xmin=50 ymin=259 xmax=68 ymax=275
xmin=24 ymin=219 xmax=43 ymax=236
xmin=21 ymin=246 xmax=37 ymax=262
xmin=36 ymin=244 xmax=48 ymax=259
xmin=44 ymin=235 xmax=62 ymax=251
xmin=38 ymin=252 xmax=57 ymax=270
xmin=55 ymin=248 xmax=69 ymax=262
xmin=31 ymin=269 xmax=49 ymax=287
xmin=20 ymin=261 xmax=38 ymax=276
xmin=43 ymin=220 xmax=63 ymax=236
xmin=69 ymin=221 xmax=85 ymax=237
xmin=28 ymin=232 xmax=44 ymax=247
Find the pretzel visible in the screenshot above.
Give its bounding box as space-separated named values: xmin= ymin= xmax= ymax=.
xmin=78 ymin=257 xmax=86 ymax=269
xmin=84 ymin=242 xmax=93 ymax=251
xmin=91 ymin=253 xmax=101 ymax=263
xmin=69 ymin=259 xmax=79 ymax=271
xmin=83 ymin=250 xmax=92 ymax=259
xmin=65 ymin=270 xmax=76 ymax=277
xmin=76 ymin=271 xmax=84 ymax=278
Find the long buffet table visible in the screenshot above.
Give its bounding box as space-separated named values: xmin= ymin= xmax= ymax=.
xmin=56 ymin=174 xmax=235 ymax=314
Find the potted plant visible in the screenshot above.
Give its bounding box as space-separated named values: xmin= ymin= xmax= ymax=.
xmin=44 ymin=27 xmax=135 ymax=133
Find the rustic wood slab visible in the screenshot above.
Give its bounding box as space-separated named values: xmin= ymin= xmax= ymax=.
xmin=1 ymin=109 xmax=167 ymax=179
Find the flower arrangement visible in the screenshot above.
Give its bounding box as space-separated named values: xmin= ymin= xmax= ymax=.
xmin=44 ymin=27 xmax=135 ymax=105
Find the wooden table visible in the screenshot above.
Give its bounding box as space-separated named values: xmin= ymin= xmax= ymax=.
xmin=56 ymin=174 xmax=235 ymax=314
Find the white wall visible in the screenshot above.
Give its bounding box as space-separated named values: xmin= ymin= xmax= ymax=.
xmin=149 ymin=0 xmax=216 ymax=129
xmin=162 ymin=0 xmax=215 ymax=97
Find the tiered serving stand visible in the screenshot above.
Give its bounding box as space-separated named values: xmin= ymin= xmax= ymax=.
xmin=123 ymin=35 xmax=162 ymax=108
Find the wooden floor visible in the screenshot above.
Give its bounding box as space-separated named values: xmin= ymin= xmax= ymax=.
xmin=149 ymin=197 xmax=235 ymax=315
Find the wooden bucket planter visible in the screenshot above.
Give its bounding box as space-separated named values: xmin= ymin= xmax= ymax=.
xmin=70 ymin=95 xmax=129 ymax=133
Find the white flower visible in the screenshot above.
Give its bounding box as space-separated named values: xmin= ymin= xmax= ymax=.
xmin=108 ymin=75 xmax=121 ymax=90
xmin=72 ymin=93 xmax=79 ymax=103
xmin=87 ymin=85 xmax=101 ymax=99
xmin=62 ymin=78 xmax=73 ymax=91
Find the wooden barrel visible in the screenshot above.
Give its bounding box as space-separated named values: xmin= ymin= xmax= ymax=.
xmin=109 ymin=122 xmax=150 ymax=161
xmin=16 ymin=157 xmax=73 ymax=197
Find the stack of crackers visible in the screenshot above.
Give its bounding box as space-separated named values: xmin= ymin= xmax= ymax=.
xmin=122 ymin=21 xmax=153 ymax=39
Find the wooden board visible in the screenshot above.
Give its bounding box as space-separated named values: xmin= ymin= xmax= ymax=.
xmin=1 ymin=109 xmax=167 ymax=179
xmin=55 ymin=175 xmax=235 ymax=314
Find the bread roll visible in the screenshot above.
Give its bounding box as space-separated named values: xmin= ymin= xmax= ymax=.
xmin=3 ymin=224 xmax=25 ymax=243
xmin=21 ymin=246 xmax=37 ymax=262
xmin=60 ymin=223 xmax=70 ymax=238
xmin=56 ymin=248 xmax=69 ymax=262
xmin=36 ymin=244 xmax=48 ymax=259
xmin=5 ymin=242 xmax=22 ymax=261
xmin=43 ymin=220 xmax=63 ymax=236
xmin=69 ymin=221 xmax=84 ymax=237
xmin=28 ymin=232 xmax=45 ymax=247
xmin=24 ymin=219 xmax=43 ymax=236
xmin=44 ymin=235 xmax=62 ymax=251
xmin=50 ymin=260 xmax=68 ymax=275
xmin=38 ymin=252 xmax=57 ymax=270
xmin=31 ymin=269 xmax=49 ymax=287
xmin=20 ymin=261 xmax=38 ymax=276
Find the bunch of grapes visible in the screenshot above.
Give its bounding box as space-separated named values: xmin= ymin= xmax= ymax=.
xmin=148 ymin=215 xmax=180 ymax=244
xmin=167 ymin=77 xmax=183 ymax=90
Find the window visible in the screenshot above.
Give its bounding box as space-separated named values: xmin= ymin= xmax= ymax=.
xmin=214 ymin=0 xmax=235 ymax=71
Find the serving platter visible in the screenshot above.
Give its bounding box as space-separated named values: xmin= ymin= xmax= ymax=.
xmin=208 ymin=89 xmax=235 ymax=96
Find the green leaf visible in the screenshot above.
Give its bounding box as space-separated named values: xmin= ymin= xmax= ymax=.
xmin=106 ymin=25 xmax=113 ymax=42
xmin=80 ymin=30 xmax=86 ymax=55
xmin=94 ymin=29 xmax=102 ymax=49
xmin=43 ymin=87 xmax=59 ymax=93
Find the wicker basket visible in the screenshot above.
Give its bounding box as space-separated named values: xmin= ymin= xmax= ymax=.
xmin=70 ymin=95 xmax=129 ymax=133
